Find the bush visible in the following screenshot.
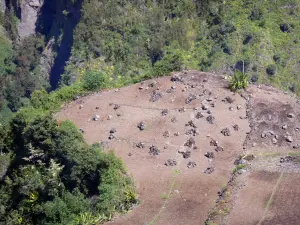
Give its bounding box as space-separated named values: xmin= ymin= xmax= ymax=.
xmin=266 ymin=64 xmax=276 ymax=76
xmin=229 ymin=71 xmax=248 ymax=91
xmin=83 ymin=71 xmax=108 ymax=91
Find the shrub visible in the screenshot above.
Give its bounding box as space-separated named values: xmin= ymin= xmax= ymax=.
xmin=229 ymin=71 xmax=248 ymax=91
xmin=83 ymin=71 xmax=108 ymax=91
xmin=266 ymin=64 xmax=276 ymax=76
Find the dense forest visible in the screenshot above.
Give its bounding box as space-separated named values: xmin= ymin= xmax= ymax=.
xmin=0 ymin=0 xmax=299 ymax=224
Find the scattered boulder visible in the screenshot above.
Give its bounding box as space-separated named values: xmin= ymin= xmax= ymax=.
xmin=215 ymin=146 xmax=224 ymax=152
xmin=108 ymin=134 xmax=115 ymax=140
xmin=184 ymin=137 xmax=195 ymax=147
xmin=161 ymin=109 xmax=169 ymax=116
xmin=178 ymin=107 xmax=186 ymax=113
xmin=149 ymin=145 xmax=160 ymax=156
xmin=229 ymin=106 xmax=234 ymax=111
xmin=93 ymin=115 xmax=100 ymax=121
xmin=280 ymin=156 xmax=295 ymax=163
xmin=163 ymin=131 xmax=170 ymax=138
xmin=174 ymin=132 xmax=180 ymax=136
xmin=204 ymin=152 xmax=214 ymax=159
xmin=185 ymin=129 xmax=199 ymax=136
xmin=185 ymin=94 xmax=197 ymax=104
xmin=272 ymin=138 xmax=278 ymax=144
xmin=187 ymin=161 xmax=197 ymax=168
xmin=286 ymin=135 xmax=293 ymax=142
xmin=171 ymin=74 xmax=181 ymax=82
xmin=233 ymin=124 xmax=239 ymax=131
xmin=107 ymin=115 xmax=113 ymax=120
xmin=206 ymin=115 xmax=215 ymax=124
xmin=196 ymin=112 xmax=204 ymax=119
xmin=185 ymin=120 xmax=197 ymax=128
xmin=244 ymin=154 xmax=255 ymax=161
xmin=210 ymin=139 xmax=218 ymax=147
xmin=150 ymin=90 xmax=162 ymax=102
xmin=79 ymin=105 xmax=83 ymax=109
xmin=234 ymin=158 xmax=246 ymax=165
xmin=138 ymin=121 xmax=145 ymax=131
xmin=79 ymin=128 xmax=85 ymax=133
xmin=179 ymin=151 xmax=191 ymax=159
xmin=282 ymin=124 xmax=288 ymax=130
xmin=224 ymin=96 xmax=235 ymax=104
xmin=261 ymin=131 xmax=267 ymax=138
xmin=110 ymin=128 xmax=117 ymax=133
xmin=136 ymin=141 xmax=145 ymax=149
xmin=237 ymin=105 xmax=242 ymax=110
xmin=204 ymin=167 xmax=215 ymax=174
xmin=221 ymin=128 xmax=231 ymax=136
xmin=113 ymin=104 xmax=120 ymax=110
xmin=211 ymin=102 xmax=216 ymax=107
xmin=287 ymin=113 xmax=295 ymax=118
xmin=207 ymin=110 xmax=212 ymax=114
xmin=148 ymin=80 xmax=157 ymax=87
xmin=202 ymin=104 xmax=209 ymax=110
xmin=165 ymin=159 xmax=177 ymax=166
xmin=95 ymin=106 xmax=100 ymax=109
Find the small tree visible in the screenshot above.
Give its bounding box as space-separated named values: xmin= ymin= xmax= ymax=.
xmin=83 ymin=71 xmax=107 ymax=91
xmin=229 ymin=71 xmax=248 ymax=91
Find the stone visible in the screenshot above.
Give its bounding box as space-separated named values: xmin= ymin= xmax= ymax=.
xmin=79 ymin=128 xmax=85 ymax=133
xmin=161 ymin=109 xmax=169 ymax=116
xmin=171 ymin=75 xmax=181 ymax=82
xmin=221 ymin=128 xmax=231 ymax=136
xmin=229 ymin=106 xmax=234 ymax=111
xmin=244 ymin=154 xmax=255 ymax=161
xmin=196 ymin=112 xmax=204 ymax=119
xmin=139 ymin=86 xmax=144 ymax=90
xmin=93 ymin=115 xmax=100 ymax=121
xmin=108 ymin=134 xmax=115 ymax=140
xmin=163 ymin=131 xmax=170 ymax=138
xmin=252 ymin=142 xmax=257 ymax=147
xmin=110 ymin=128 xmax=117 ymax=133
xmin=150 ymin=90 xmax=162 ymax=102
xmin=287 ymin=113 xmax=295 ymax=118
xmin=185 ymin=129 xmax=199 ymax=136
xmin=184 ymin=137 xmax=195 ymax=148
xmin=233 ymin=124 xmax=239 ymax=131
xmin=185 ymin=120 xmax=197 ymax=128
xmin=237 ymin=105 xmax=242 ymax=110
xmin=181 ymin=151 xmax=191 ymax=159
xmin=171 ymin=117 xmax=177 ymax=123
xmin=171 ymin=86 xmax=176 ymax=89
xmin=202 ymin=104 xmax=209 ymax=110
xmin=107 ymin=115 xmax=113 ymax=120
xmin=210 ymin=139 xmax=218 ymax=146
xmin=204 ymin=167 xmax=214 ymax=174
xmin=261 ymin=132 xmax=267 ymax=138
xmin=211 ymin=102 xmax=216 ymax=107
xmin=282 ymin=124 xmax=287 ymax=130
xmin=272 ymin=138 xmax=278 ymax=144
xmin=178 ymin=107 xmax=186 ymax=113
xmin=286 ymin=136 xmax=293 ymax=142
xmin=224 ymin=96 xmax=235 ymax=104
xmin=95 ymin=106 xmax=100 ymax=109
xmin=215 ymin=146 xmax=224 ymax=152
xmin=207 ymin=110 xmax=212 ymax=114
xmin=204 ymin=152 xmax=214 ymax=159
xmin=206 ymin=115 xmax=215 ymax=124
xmin=149 ymin=145 xmax=160 ymax=156
xmin=113 ymin=104 xmax=120 ymax=110
xmin=79 ymin=105 xmax=83 ymax=109
xmin=137 ymin=121 xmax=145 ymax=131
xmin=136 ymin=142 xmax=145 ymax=149
xmin=165 ymin=159 xmax=177 ymax=166
xmin=187 ymin=161 xmax=197 ymax=168
xmin=185 ymin=94 xmax=197 ymax=104
xmin=280 ymin=156 xmax=295 ymax=163
xmin=174 ymin=132 xmax=180 ymax=136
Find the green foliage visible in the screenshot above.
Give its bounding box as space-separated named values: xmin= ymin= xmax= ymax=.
xmin=83 ymin=71 xmax=108 ymax=91
xmin=266 ymin=64 xmax=277 ymax=76
xmin=0 ymin=114 xmax=137 ymax=224
xmin=229 ymin=71 xmax=248 ymax=91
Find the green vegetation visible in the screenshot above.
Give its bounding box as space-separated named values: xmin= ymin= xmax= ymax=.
xmin=229 ymin=71 xmax=248 ymax=91
xmin=0 ymin=114 xmax=137 ymax=225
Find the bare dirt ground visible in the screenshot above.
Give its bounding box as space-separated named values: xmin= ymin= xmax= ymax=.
xmin=57 ymin=71 xmax=300 ymax=225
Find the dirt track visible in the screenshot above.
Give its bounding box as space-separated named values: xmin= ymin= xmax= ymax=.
xmin=57 ymin=71 xmax=300 ymax=225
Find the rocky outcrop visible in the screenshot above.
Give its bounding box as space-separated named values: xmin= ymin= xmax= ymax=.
xmin=0 ymin=0 xmax=5 ymax=13
xmin=17 ymin=0 xmax=44 ymax=39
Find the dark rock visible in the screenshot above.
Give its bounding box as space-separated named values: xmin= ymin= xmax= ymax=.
xmin=150 ymin=90 xmax=162 ymax=102
xmin=138 ymin=121 xmax=145 ymax=131
xmin=163 ymin=131 xmax=170 ymax=138
xmin=110 ymin=128 xmax=117 ymax=133
xmin=171 ymin=75 xmax=181 ymax=82
xmin=202 ymin=104 xmax=209 ymax=110
xmin=93 ymin=115 xmax=100 ymax=121
xmin=108 ymin=134 xmax=115 ymax=140
xmin=79 ymin=128 xmax=85 ymax=133
xmin=221 ymin=128 xmax=231 ymax=136
xmin=204 ymin=167 xmax=215 ymax=174
xmin=113 ymin=104 xmax=120 ymax=110
xmin=204 ymin=152 xmax=214 ymax=159
xmin=287 ymin=113 xmax=295 ymax=118
xmin=136 ymin=141 xmax=145 ymax=149
xmin=196 ymin=112 xmax=204 ymax=119
xmin=206 ymin=115 xmax=215 ymax=124
xmin=149 ymin=145 xmax=160 ymax=156
xmin=185 ymin=120 xmax=197 ymax=128
xmin=180 ymin=151 xmax=191 ymax=159
xmin=161 ymin=109 xmax=169 ymax=116
xmin=185 ymin=94 xmax=197 ymax=104
xmin=178 ymin=107 xmax=186 ymax=113
xmin=187 ymin=161 xmax=197 ymax=168
xmin=165 ymin=159 xmax=177 ymax=166
xmin=233 ymin=124 xmax=239 ymax=131
xmin=185 ymin=129 xmax=199 ymax=136
xmin=215 ymin=146 xmax=224 ymax=152
xmin=280 ymin=156 xmax=295 ymax=163
xmin=282 ymin=124 xmax=288 ymax=130
xmin=184 ymin=137 xmax=195 ymax=148
xmin=210 ymin=139 xmax=218 ymax=146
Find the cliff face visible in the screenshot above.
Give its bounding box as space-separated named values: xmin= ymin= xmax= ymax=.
xmin=17 ymin=0 xmax=44 ymax=39
xmin=0 ymin=0 xmax=5 ymax=13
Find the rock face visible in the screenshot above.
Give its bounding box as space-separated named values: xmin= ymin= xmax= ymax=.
xmin=18 ymin=0 xmax=44 ymax=39
xmin=0 ymin=0 xmax=6 ymax=13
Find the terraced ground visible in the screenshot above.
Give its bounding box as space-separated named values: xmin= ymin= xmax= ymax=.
xmin=57 ymin=71 xmax=300 ymax=225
